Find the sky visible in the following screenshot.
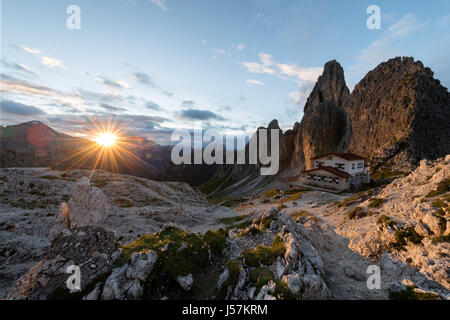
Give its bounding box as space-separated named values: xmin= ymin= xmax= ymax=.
xmin=1 ymin=0 xmax=449 ymax=145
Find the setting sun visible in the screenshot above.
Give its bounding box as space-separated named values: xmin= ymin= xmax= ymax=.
xmin=94 ymin=133 xmax=117 ymax=147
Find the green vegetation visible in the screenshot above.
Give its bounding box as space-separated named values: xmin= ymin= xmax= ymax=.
xmin=337 ymin=191 xmax=370 ymax=207
xmin=217 ymin=216 xmax=246 ymax=225
xmin=209 ymin=197 xmax=248 ymax=208
xmin=431 ymin=199 xmax=448 ymax=208
xmin=238 ymin=226 xmax=263 ymax=237
xmin=290 ymin=210 xmax=318 ymax=223
xmin=115 ymin=198 xmax=134 ymax=208
xmin=377 ymin=215 xmax=396 ymax=230
xmin=282 ymin=192 xmax=303 ymax=202
xmin=389 ymin=287 xmax=439 ymax=300
xmin=368 ymin=198 xmax=385 ymax=208
xmin=263 ymin=188 xmax=280 ymax=198
xmin=426 ymin=179 xmax=450 ymax=198
xmin=217 ymin=260 xmax=241 ymax=299
xmin=242 ymin=236 xmax=286 ymax=267
xmin=431 ymin=234 xmax=450 ymax=245
xmin=198 ymin=174 xmax=237 ymax=195
xmin=40 ymin=175 xmax=60 ymax=180
xmin=348 ymin=207 xmax=367 ymax=220
xmin=121 ymin=226 xmax=228 ymax=297
xmin=371 ymin=168 xmax=407 ymax=181
xmin=249 ymin=267 xmax=296 ymax=300
xmin=393 ymin=226 xmax=423 ymax=248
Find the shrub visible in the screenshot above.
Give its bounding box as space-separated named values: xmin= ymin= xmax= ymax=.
xmin=368 ymin=198 xmax=384 ymax=208
xmin=242 ymin=236 xmax=286 ymax=267
xmin=426 ymin=179 xmax=450 ymax=198
xmin=348 ymin=207 xmax=367 ymax=220
xmin=377 ymin=215 xmax=396 ymax=230
xmin=290 ymin=210 xmax=318 ymax=223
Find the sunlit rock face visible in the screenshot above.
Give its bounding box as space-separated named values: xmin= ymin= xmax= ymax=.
xmin=290 ymin=60 xmax=352 ymax=171
xmin=344 ymin=57 xmax=450 ymax=172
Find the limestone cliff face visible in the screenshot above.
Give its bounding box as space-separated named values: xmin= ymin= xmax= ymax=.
xmin=289 ymin=60 xmax=352 ymax=171
xmin=344 ymin=57 xmax=450 ymax=172
xmin=304 ymin=60 xmax=350 ymax=114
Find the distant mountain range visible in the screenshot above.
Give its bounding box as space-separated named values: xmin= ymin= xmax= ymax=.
xmin=0 ymin=121 xmax=215 ymax=186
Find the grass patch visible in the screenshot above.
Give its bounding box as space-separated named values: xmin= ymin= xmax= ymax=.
xmin=377 ymin=214 xmax=396 ymax=230
xmin=389 ymin=287 xmax=439 ymax=300
xmin=217 ymin=260 xmax=241 ymax=299
xmin=393 ymin=226 xmax=423 ymax=248
xmin=242 ymin=236 xmax=286 ymax=267
xmin=238 ymin=226 xmax=263 ymax=237
xmin=282 ymin=192 xmax=303 ymax=202
xmin=371 ymin=169 xmax=407 ymax=181
xmin=431 ymin=234 xmax=450 ymax=245
xmin=368 ymin=198 xmax=384 ymax=208
xmin=431 ymin=199 xmax=448 ymax=208
xmin=115 ymin=198 xmax=134 ymax=208
xmin=348 ymin=207 xmax=367 ymax=220
xmin=121 ymin=226 xmax=227 ymax=297
xmin=263 ymin=189 xmax=281 ymax=198
xmin=40 ymin=175 xmax=60 ymax=180
xmin=249 ymin=267 xmax=296 ymax=300
xmin=426 ymin=179 xmax=450 ymax=198
xmin=217 ymin=216 xmax=245 ymax=225
xmin=290 ymin=210 xmax=318 ymax=223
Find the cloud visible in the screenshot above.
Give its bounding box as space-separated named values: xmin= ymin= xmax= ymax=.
xmin=132 ymin=72 xmax=155 ymax=87
xmin=242 ymin=53 xmax=321 ymax=84
xmin=41 ymin=56 xmax=66 ymax=69
xmin=179 ymin=109 xmax=225 ymax=121
xmin=145 ymin=100 xmax=163 ymax=111
xmin=87 ymin=73 xmax=130 ymax=89
xmin=182 ymin=100 xmax=195 ymax=107
xmin=236 ymin=44 xmax=246 ymax=52
xmin=0 ymin=100 xmax=46 ymax=116
xmin=99 ymin=103 xmax=127 ymax=112
xmin=2 ymin=59 xmax=37 ymax=77
xmin=150 ymin=0 xmax=168 ymax=11
xmin=246 ymin=79 xmax=264 ymax=86
xmin=163 ymin=90 xmax=173 ymax=97
xmin=15 ymin=44 xmax=42 ymax=55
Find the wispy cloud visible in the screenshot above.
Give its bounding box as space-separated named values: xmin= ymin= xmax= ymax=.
xmin=0 ymin=99 xmax=47 ymax=116
xmin=132 ymin=72 xmax=155 ymax=87
xmin=246 ymin=79 xmax=264 ymax=86
xmin=87 ymin=72 xmax=130 ymax=89
xmin=242 ymin=53 xmax=322 ymax=83
xmin=179 ymin=109 xmax=225 ymax=121
xmin=145 ymin=100 xmax=163 ymax=111
xmin=150 ymin=0 xmax=168 ymax=12
xmin=15 ymin=44 xmax=42 ymax=55
xmin=41 ymin=56 xmax=67 ymax=69
xmin=358 ymin=13 xmax=424 ymax=65
xmin=236 ymin=43 xmax=246 ymax=52
xmin=2 ymin=58 xmax=37 ymax=77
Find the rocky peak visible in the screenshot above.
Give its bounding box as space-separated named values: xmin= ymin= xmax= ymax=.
xmin=345 ymin=56 xmax=450 ymax=172
xmin=303 ymin=60 xmax=350 ymax=114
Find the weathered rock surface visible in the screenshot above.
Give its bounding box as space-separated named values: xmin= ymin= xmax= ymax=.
xmin=344 ymin=57 xmax=450 ymax=172
xmin=334 ymin=156 xmax=450 ymax=295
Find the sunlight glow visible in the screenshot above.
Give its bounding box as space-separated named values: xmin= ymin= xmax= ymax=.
xmin=94 ymin=133 xmax=117 ymax=147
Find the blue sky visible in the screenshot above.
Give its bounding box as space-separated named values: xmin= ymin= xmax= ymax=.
xmin=1 ymin=0 xmax=449 ymax=144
